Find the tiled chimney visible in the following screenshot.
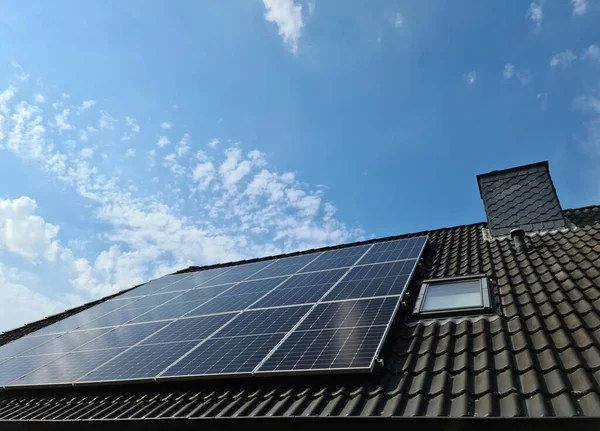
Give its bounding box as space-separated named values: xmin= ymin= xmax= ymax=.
xmin=477 ymin=161 xmax=567 ymax=237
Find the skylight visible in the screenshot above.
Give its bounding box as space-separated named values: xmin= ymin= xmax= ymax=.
xmin=413 ymin=275 xmax=492 ymax=317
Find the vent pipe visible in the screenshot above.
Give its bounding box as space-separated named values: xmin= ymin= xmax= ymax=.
xmin=510 ymin=228 xmax=527 ymax=253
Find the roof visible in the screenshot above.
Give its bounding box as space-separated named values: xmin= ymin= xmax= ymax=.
xmin=1 ymin=205 xmax=599 ymax=423
xmin=477 ymin=161 xmax=567 ymax=236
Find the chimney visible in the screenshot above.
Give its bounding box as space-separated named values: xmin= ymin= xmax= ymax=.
xmin=477 ymin=161 xmax=567 ymax=237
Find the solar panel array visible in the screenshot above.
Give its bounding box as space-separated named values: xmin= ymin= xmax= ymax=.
xmin=0 ymin=236 xmax=427 ymax=388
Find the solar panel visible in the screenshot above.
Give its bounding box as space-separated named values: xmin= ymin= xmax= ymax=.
xmin=359 ymin=236 xmax=427 ymax=265
xmin=113 ymin=274 xmax=191 ymax=299
xmin=199 ymin=261 xmax=275 ymax=286
xmin=157 ymin=267 xmax=233 ymax=293
xmin=0 ymin=354 xmax=63 ymax=386
xmin=246 ymin=253 xmax=319 ymax=280
xmin=214 ymin=306 xmax=310 ymax=338
xmin=141 ymin=314 xmax=238 ymax=344
xmin=250 ymin=269 xmax=347 ymax=308
xmin=257 ymin=325 xmax=387 ymax=372
xmin=187 ymin=292 xmax=265 ymax=316
xmin=1 ymin=235 xmax=428 ymax=388
xmin=162 ymin=333 xmax=285 ymax=377
xmin=11 ymin=348 xmax=126 ymax=386
xmin=81 ymin=342 xmax=198 ymax=383
xmin=75 ymin=322 xmax=169 ymax=351
xmin=256 ymin=297 xmax=398 ymax=373
xmin=20 ymin=328 xmax=110 ymax=356
xmin=299 ymin=245 xmax=370 ymax=273
xmin=322 ymin=260 xmax=417 ymax=301
xmin=0 ymin=335 xmax=58 ymax=359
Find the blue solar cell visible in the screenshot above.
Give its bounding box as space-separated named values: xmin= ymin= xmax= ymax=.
xmin=258 ymin=325 xmax=386 ymax=372
xmin=322 ymin=260 xmax=416 ymax=301
xmin=199 ymin=261 xmax=275 ymax=286
xmin=22 ymin=328 xmax=110 ymax=355
xmin=251 ymin=269 xmax=346 ymax=308
xmin=297 ymin=297 xmax=398 ymax=331
xmin=167 ymin=285 xmax=233 ymax=304
xmin=81 ymin=342 xmax=197 ymax=382
xmin=187 ymin=292 xmax=265 ymax=316
xmin=223 ymin=277 xmax=286 ymax=296
xmin=114 ymin=274 xmax=191 ymax=299
xmin=28 ymin=309 xmax=113 ymax=336
xmin=76 ymin=321 xmax=169 ymax=351
xmin=87 ymin=298 xmax=139 ymax=314
xmin=358 ymin=236 xmax=427 ymax=265
xmin=156 ymin=267 xmax=234 ymax=293
xmin=12 ymin=348 xmax=126 ymax=386
xmin=215 ymin=306 xmax=310 ymax=338
xmin=141 ymin=314 xmax=237 ymax=344
xmin=115 ymin=291 xmax=184 ymax=311
xmin=130 ymin=301 xmax=206 ymax=323
xmin=77 ymin=308 xmax=156 ymax=330
xmin=299 ymin=245 xmax=370 ymax=273
xmin=0 ymin=335 xmax=58 ymax=359
xmin=0 ymin=354 xmax=63 ymax=386
xmin=162 ymin=333 xmax=284 ymax=377
xmin=246 ymin=254 xmax=319 ymax=280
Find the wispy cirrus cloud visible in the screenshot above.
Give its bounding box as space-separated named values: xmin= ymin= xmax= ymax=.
xmin=0 ymin=65 xmax=363 ymax=331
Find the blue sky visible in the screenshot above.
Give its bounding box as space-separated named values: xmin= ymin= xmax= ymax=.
xmin=0 ymin=0 xmax=599 ymax=330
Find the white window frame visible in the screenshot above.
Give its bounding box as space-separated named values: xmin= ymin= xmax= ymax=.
xmin=412 ymin=274 xmax=493 ymax=318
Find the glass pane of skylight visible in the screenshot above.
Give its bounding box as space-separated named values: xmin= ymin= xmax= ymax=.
xmin=422 ymin=280 xmax=482 ymax=312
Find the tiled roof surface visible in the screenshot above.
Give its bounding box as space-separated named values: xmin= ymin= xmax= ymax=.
xmin=478 ymin=162 xmax=567 ymax=236
xmin=0 ymin=206 xmax=599 ymax=420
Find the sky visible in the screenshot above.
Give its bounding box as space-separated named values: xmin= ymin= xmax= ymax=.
xmin=0 ymin=0 xmax=599 ymax=331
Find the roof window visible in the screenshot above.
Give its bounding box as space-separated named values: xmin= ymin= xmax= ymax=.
xmin=412 ymin=275 xmax=493 ymax=318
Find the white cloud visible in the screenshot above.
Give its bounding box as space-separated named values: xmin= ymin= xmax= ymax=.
xmin=61 ymin=92 xmax=70 ymax=99
xmin=176 ymin=133 xmax=191 ymax=157
xmin=77 ymin=100 xmax=96 ymax=113
xmin=160 ymin=122 xmax=173 ymax=129
xmin=0 ymin=196 xmax=60 ymax=262
xmin=122 ymin=116 xmax=140 ymax=141
xmin=550 ymin=50 xmax=577 ymax=68
xmin=391 ymin=12 xmax=403 ymax=28
xmin=99 ymin=110 xmax=117 ymax=130
xmin=192 ymin=161 xmax=216 ymax=190
xmin=219 ymin=147 xmax=254 ymax=186
xmin=86 ymin=126 xmax=99 ymax=133
xmin=537 ymin=92 xmax=549 ymax=110
xmin=0 ymin=78 xmax=364 ymax=329
xmin=33 ymin=93 xmax=45 ymax=103
xmin=79 ymin=147 xmax=94 ymax=159
xmin=464 ymin=71 xmax=477 ymax=85
xmin=573 ymin=92 xmax=600 ymax=151
xmin=0 ymin=263 xmax=78 ymax=332
xmin=54 ymin=109 xmax=74 ymax=131
xmin=583 ymin=45 xmax=600 ymax=62
xmin=0 ymin=85 xmax=16 ymax=114
xmin=527 ymin=0 xmax=544 ymax=30
xmin=125 ymin=148 xmax=136 ymax=158
xmin=263 ymin=0 xmax=304 ymax=54
xmin=207 ymin=138 xmax=220 ymax=148
xmin=503 ymin=63 xmax=515 ymax=79
xmin=79 ymin=129 xmax=89 ymax=142
xmin=571 ymin=0 xmax=588 ymax=15
xmin=125 ymin=116 xmax=140 ymax=133
xmin=156 ymin=136 xmax=170 ymax=147
xmin=52 ymin=101 xmax=62 ymax=110
xmin=516 ymin=70 xmax=532 ymax=86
